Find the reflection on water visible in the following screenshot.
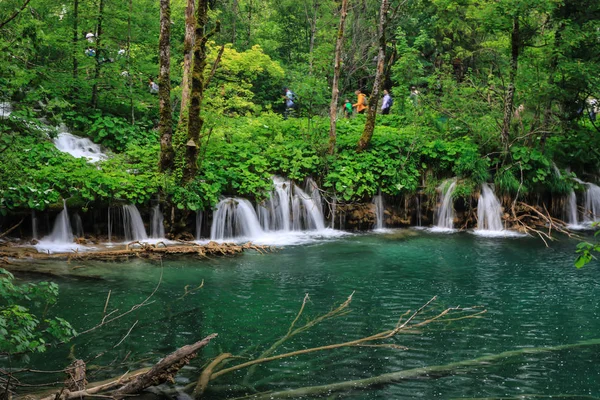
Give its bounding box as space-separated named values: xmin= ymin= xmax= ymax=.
xmin=13 ymin=231 xmax=600 ymax=399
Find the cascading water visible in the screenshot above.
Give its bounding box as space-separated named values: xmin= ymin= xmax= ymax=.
xmin=476 ymin=183 xmax=504 ymax=231
xmin=150 ymin=205 xmax=165 ymax=238
xmin=210 ymin=177 xmax=333 ymax=243
xmin=433 ymin=180 xmax=457 ymax=230
xmin=210 ymin=198 xmax=264 ymax=240
xmin=44 ymin=200 xmax=74 ymax=243
xmin=53 ymin=125 xmax=107 ymax=162
xmin=196 ymin=211 xmax=203 ymax=240
xmin=565 ymin=190 xmax=579 ymax=226
xmin=122 ymin=205 xmax=148 ymax=241
xmin=372 ymin=194 xmax=385 ymax=230
xmin=31 ymin=210 xmax=39 ymax=240
xmin=0 ymin=102 xmax=12 ymax=118
xmin=583 ymin=183 xmax=600 ymax=224
xmin=72 ymin=213 xmax=84 ymax=238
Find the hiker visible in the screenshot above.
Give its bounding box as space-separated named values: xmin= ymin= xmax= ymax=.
xmin=283 ymin=87 xmax=295 ymax=119
xmin=148 ymin=78 xmax=159 ymax=94
xmin=85 ymin=47 xmax=96 ymax=57
xmin=410 ymin=86 xmax=420 ymax=107
xmin=587 ymin=97 xmax=598 ymax=122
xmin=344 ymin=99 xmax=353 ymax=118
xmin=353 ymin=90 xmax=367 ymax=114
xmin=86 ymin=31 xmax=95 ymax=43
xmin=381 ymin=89 xmax=393 ymax=115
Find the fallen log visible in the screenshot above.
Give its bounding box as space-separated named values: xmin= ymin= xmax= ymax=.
xmin=0 ymin=241 xmax=274 ymax=262
xmin=39 ymin=334 xmax=217 ymax=400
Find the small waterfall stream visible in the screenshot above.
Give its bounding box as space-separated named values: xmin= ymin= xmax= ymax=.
xmin=122 ymin=205 xmax=148 ymax=241
xmin=53 ymin=126 xmax=107 ymax=162
xmin=31 ymin=210 xmax=39 ymax=240
xmin=150 ymin=205 xmax=165 ymax=238
xmin=476 ymin=183 xmax=504 ymax=231
xmin=196 ymin=211 xmax=203 ymax=240
xmin=583 ymin=183 xmax=600 ymax=224
xmin=46 ymin=200 xmax=74 ymax=243
xmin=210 ymin=177 xmax=330 ymax=242
xmin=72 ymin=213 xmax=84 ymax=238
xmin=565 ymin=190 xmax=579 ymax=226
xmin=210 ymin=198 xmax=264 ymax=240
xmin=433 ymin=180 xmax=457 ymax=230
xmin=372 ymin=194 xmax=385 ymax=230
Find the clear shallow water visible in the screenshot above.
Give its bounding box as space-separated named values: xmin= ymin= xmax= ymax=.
xmin=11 ymin=230 xmax=600 ymax=399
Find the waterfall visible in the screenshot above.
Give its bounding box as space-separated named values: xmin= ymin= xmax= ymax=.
xmin=583 ymin=183 xmax=600 ymax=223
xmin=45 ymin=200 xmax=74 ymax=243
xmin=0 ymin=102 xmax=11 ymax=118
xmin=372 ymin=194 xmax=385 ymax=229
xmin=122 ymin=205 xmax=148 ymax=241
xmin=210 ymin=198 xmax=264 ymax=240
xmin=31 ymin=210 xmax=39 ymax=240
xmin=565 ymin=190 xmax=579 ymax=226
xmin=330 ymin=196 xmax=337 ymax=229
xmin=150 ymin=205 xmax=165 ymax=238
xmin=53 ymin=126 xmax=107 ymax=162
xmin=72 ymin=213 xmax=84 ymax=237
xmin=196 ymin=211 xmax=203 ymax=240
xmin=415 ymin=195 xmax=422 ymax=227
xmin=434 ymin=180 xmax=457 ymax=229
xmin=209 ymin=177 xmax=329 ymax=241
xmin=476 ymin=183 xmax=504 ymax=231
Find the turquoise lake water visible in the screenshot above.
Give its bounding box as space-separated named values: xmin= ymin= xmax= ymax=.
xmin=14 ymin=230 xmax=600 ymax=399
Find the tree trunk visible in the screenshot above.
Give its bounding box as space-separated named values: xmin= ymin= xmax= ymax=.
xmin=72 ymin=0 xmax=78 ymax=81
xmin=159 ymin=0 xmax=174 ymax=172
xmin=500 ymin=17 xmax=520 ymax=150
xmin=231 ymin=0 xmax=238 ymax=43
xmin=183 ymin=0 xmax=215 ymax=184
xmin=177 ymin=0 xmax=196 ymax=131
xmin=327 ymin=0 xmax=349 ymax=155
xmin=128 ymin=0 xmax=135 ymax=124
xmin=305 ymin=0 xmax=319 ymax=74
xmin=357 ymin=0 xmax=389 ymax=152
xmin=90 ymin=0 xmax=104 ymax=108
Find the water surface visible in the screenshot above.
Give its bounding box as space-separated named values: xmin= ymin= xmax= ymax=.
xmin=15 ymin=230 xmax=600 ymax=399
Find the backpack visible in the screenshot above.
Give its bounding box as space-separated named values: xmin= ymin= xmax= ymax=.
xmin=289 ymin=91 xmax=297 ymax=103
xmin=388 ymin=96 xmax=394 ymax=108
xmin=362 ymin=95 xmax=368 ymax=106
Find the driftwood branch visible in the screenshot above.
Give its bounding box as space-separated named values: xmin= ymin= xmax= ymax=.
xmin=234 ymin=338 xmax=600 ymax=399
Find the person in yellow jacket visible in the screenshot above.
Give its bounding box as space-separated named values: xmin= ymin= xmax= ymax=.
xmin=353 ymin=90 xmax=368 ymax=114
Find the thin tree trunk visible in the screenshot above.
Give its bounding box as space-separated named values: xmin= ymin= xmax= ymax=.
xmin=128 ymin=0 xmax=134 ymax=124
xmin=177 ymin=0 xmax=196 ymax=131
xmin=231 ymin=0 xmax=238 ymax=43
xmin=501 ymin=17 xmax=520 ymax=150
xmin=328 ymin=0 xmax=349 ymax=155
xmin=159 ymin=0 xmax=174 ymax=172
xmin=305 ymin=0 xmax=319 ymax=74
xmin=357 ymin=0 xmax=389 ymax=152
xmin=183 ymin=0 xmax=220 ymax=184
xmin=90 ymin=0 xmax=104 ymax=108
xmin=72 ymin=0 xmax=78 ymax=81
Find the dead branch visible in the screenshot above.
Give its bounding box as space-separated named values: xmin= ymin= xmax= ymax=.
xmin=206 ymin=296 xmax=485 ymax=393
xmin=0 ymin=218 xmax=24 ymax=239
xmin=232 ymin=338 xmax=600 ymax=399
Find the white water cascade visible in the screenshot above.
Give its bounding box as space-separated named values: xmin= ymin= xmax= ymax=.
xmin=150 ymin=205 xmax=165 ymax=238
xmin=53 ymin=125 xmax=107 ymax=162
xmin=433 ymin=180 xmax=457 ymax=230
xmin=122 ymin=205 xmax=148 ymax=241
xmin=47 ymin=200 xmax=74 ymax=243
xmin=0 ymin=102 xmax=12 ymax=118
xmin=583 ymin=183 xmax=600 ymax=224
xmin=565 ymin=190 xmax=579 ymax=226
xmin=476 ymin=183 xmax=504 ymax=232
xmin=72 ymin=213 xmax=84 ymax=238
xmin=210 ymin=177 xmax=333 ymax=243
xmin=210 ymin=198 xmax=264 ymax=240
xmin=196 ymin=211 xmax=203 ymax=240
xmin=372 ymin=194 xmax=385 ymax=230
xmin=31 ymin=210 xmax=39 ymax=240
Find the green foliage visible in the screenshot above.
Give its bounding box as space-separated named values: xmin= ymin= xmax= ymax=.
xmin=0 ymin=269 xmax=76 ymax=354
xmin=575 ymin=227 xmax=600 ymax=268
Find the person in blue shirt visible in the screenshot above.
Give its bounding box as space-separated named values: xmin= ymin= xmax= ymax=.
xmin=381 ymin=89 xmax=392 ymax=114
